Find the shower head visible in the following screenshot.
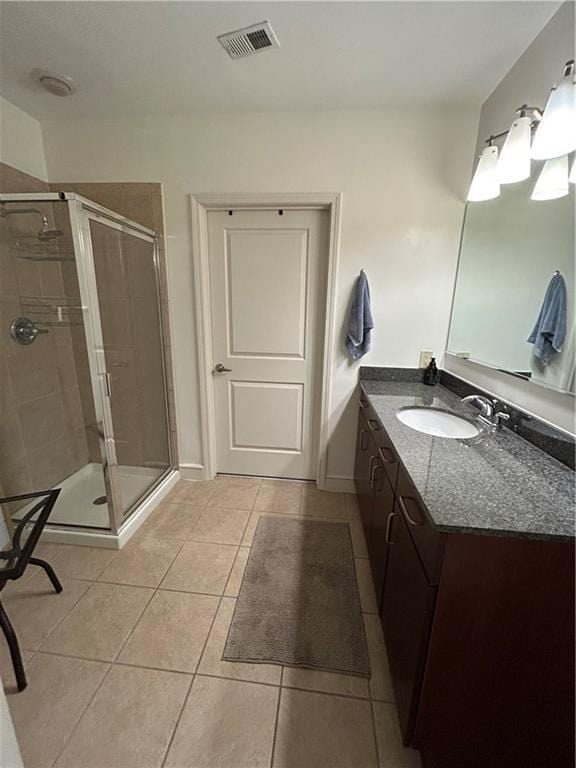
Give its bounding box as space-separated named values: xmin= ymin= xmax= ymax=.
xmin=0 ymin=205 xmax=62 ymax=241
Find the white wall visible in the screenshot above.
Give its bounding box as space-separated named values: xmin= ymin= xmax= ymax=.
xmin=446 ymin=1 xmax=575 ymax=434
xmin=0 ymin=95 xmax=47 ymax=181
xmin=41 ymin=107 xmax=477 ymax=483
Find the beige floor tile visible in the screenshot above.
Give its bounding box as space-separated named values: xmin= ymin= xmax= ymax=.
xmin=118 ymin=590 xmax=219 ymax=672
xmin=8 ymin=653 xmax=109 ymax=768
xmin=40 ymin=582 xmax=153 ymax=661
xmin=55 ymin=664 xmax=190 ymax=768
xmin=241 ymin=510 xmax=333 ymax=547
xmin=273 ymin=688 xmax=378 ymax=768
xmin=164 ymin=479 xmax=217 ymax=506
xmin=364 ymin=613 xmax=395 ymax=702
xmin=161 ymin=541 xmax=236 ymax=595
xmin=372 ymin=702 xmax=421 ymax=768
xmin=198 ymin=597 xmax=282 ymax=685
xmin=349 ymin=518 xmax=369 ymax=558
xmin=282 ymin=665 xmax=370 ymax=698
xmin=207 ymin=476 xmax=261 ymax=510
xmin=98 ymin=537 xmax=178 ymax=588
xmin=190 ymin=506 xmax=251 ymax=545
xmin=346 ymin=492 xmax=361 ymax=520
xmin=355 ymin=557 xmax=379 ymax=613
xmin=165 ymin=675 xmax=278 ymax=768
xmin=36 ymin=543 xmax=117 ymax=581
xmin=1 ymin=645 xmax=33 ymax=694
xmin=253 ymin=480 xmax=303 ymax=513
xmin=300 ymin=487 xmax=348 ymax=518
xmin=137 ymin=502 xmax=203 ymax=541
xmin=2 ymin=573 xmax=91 ymax=651
xmin=224 ymin=547 xmax=250 ymax=597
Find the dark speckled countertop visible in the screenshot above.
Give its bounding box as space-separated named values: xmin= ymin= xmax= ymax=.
xmin=361 ymin=380 xmax=575 ymax=542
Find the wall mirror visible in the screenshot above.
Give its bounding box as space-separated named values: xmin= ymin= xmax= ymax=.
xmin=447 ymin=161 xmax=575 ymax=395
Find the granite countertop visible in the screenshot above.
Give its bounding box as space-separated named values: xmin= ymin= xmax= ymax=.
xmin=361 ymin=380 xmax=575 ymax=542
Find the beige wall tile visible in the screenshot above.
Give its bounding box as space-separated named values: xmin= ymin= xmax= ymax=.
xmin=165 ymin=675 xmax=278 ymax=768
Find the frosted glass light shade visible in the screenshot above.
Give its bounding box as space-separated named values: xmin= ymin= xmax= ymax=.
xmin=531 ymin=155 xmax=569 ymax=200
xmin=569 ymin=158 xmax=576 ymax=184
xmin=467 ymin=146 xmax=500 ymax=202
xmin=497 ymin=116 xmax=531 ymax=183
xmin=531 ymin=68 xmax=576 ymax=160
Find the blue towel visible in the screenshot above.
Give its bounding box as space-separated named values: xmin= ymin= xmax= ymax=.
xmin=527 ymin=272 xmax=567 ymax=365
xmin=346 ymin=270 xmax=374 ymax=361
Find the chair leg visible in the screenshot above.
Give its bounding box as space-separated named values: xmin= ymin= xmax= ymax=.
xmin=29 ymin=557 xmax=63 ymax=594
xmin=0 ymin=601 xmax=27 ymax=692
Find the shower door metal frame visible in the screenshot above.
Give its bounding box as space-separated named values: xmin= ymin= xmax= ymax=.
xmin=71 ymin=195 xmax=174 ymax=534
xmin=0 ymin=192 xmax=175 ymax=536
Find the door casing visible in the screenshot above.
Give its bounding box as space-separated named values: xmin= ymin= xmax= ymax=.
xmin=190 ymin=193 xmax=343 ymax=489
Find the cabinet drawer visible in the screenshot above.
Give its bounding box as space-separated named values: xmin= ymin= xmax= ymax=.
xmin=359 ymin=394 xmax=399 ymax=488
xmin=396 ymin=465 xmax=445 ymax=585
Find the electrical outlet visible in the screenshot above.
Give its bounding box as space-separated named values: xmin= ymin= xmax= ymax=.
xmin=419 ymin=350 xmax=433 ymax=368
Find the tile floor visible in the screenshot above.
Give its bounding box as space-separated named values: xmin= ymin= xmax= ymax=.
xmin=1 ymin=476 xmax=421 ymax=768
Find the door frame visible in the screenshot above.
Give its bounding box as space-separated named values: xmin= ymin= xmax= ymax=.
xmin=190 ymin=192 xmax=343 ymax=488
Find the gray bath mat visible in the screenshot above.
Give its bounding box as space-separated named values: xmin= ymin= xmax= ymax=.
xmin=222 ymin=516 xmax=370 ymax=677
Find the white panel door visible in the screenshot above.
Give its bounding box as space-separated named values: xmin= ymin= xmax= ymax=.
xmin=208 ymin=209 xmax=329 ymax=479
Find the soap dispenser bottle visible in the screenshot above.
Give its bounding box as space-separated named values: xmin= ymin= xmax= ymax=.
xmin=423 ymin=357 xmax=438 ymax=386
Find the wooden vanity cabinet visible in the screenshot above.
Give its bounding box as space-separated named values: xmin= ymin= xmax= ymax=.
xmin=354 ymin=396 xmax=575 ymax=768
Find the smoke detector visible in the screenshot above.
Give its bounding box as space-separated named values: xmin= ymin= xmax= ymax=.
xmin=217 ymin=21 xmax=280 ymax=59
xmin=33 ymin=69 xmax=75 ymax=97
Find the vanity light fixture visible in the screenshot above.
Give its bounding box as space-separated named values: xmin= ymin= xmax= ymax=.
xmin=531 ymin=60 xmax=576 ymax=160
xmin=496 ymin=110 xmax=533 ymax=183
xmin=530 ymin=155 xmax=569 ymax=201
xmin=467 ymin=144 xmax=500 ymax=202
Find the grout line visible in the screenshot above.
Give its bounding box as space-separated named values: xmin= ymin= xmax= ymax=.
xmin=369 ymin=699 xmax=382 ymax=766
xmin=270 ymin=675 xmax=284 ymax=768
xmin=159 ymin=673 xmax=196 ymax=768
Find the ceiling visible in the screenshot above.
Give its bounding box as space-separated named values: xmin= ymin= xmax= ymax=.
xmin=0 ymin=1 xmax=561 ymax=120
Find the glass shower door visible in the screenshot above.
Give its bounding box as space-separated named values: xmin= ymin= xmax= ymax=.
xmin=85 ymin=213 xmax=171 ymax=522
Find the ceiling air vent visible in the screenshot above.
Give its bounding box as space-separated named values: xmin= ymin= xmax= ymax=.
xmin=218 ymin=21 xmax=280 ymax=59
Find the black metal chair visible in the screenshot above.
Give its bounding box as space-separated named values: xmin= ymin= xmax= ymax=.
xmin=0 ymin=489 xmax=62 ymax=691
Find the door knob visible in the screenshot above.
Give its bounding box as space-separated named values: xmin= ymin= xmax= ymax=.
xmin=214 ymin=363 xmax=232 ymax=373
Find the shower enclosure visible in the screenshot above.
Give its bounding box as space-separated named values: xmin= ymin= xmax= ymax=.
xmin=0 ymin=192 xmax=175 ymax=539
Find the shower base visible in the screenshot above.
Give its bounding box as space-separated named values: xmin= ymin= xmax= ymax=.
xmin=17 ymin=462 xmax=165 ymax=529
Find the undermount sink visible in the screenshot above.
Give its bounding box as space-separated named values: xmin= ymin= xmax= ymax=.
xmin=396 ymin=406 xmax=480 ymax=439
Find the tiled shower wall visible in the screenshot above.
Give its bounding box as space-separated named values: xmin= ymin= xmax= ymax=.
xmin=0 ymin=164 xmax=178 ymax=507
xmin=0 ymin=163 xmax=91 ymax=499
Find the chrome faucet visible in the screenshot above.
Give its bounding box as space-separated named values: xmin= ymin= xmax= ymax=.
xmin=461 ymin=394 xmax=510 ymax=432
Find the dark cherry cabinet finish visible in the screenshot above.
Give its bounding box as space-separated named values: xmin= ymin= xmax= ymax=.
xmin=354 ymin=395 xmax=575 ymax=768
xmin=380 ymin=509 xmax=436 ymax=740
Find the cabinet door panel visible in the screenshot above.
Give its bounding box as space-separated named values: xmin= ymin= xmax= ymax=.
xmin=381 ymin=509 xmax=436 ymax=744
xmin=370 ymin=462 xmax=395 ymax=607
xmin=354 ymin=407 xmax=377 ymax=534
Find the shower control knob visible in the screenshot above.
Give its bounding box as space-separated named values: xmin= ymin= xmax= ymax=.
xmin=214 ymin=363 xmax=232 ymax=373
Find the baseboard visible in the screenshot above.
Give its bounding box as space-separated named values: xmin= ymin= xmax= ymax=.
xmin=40 ymin=528 xmax=121 ymax=549
xmin=323 ymin=475 xmax=355 ymax=493
xmin=179 ymin=463 xmax=206 ymax=481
